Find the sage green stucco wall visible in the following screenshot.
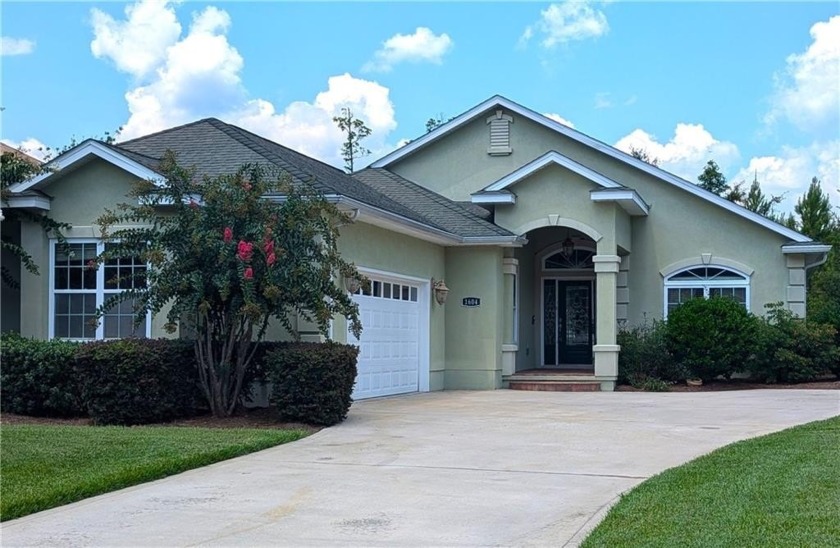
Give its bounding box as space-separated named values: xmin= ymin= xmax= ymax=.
xmin=443 ymin=246 xmax=504 ymax=389
xmin=334 ymin=221 xmax=447 ymax=391
xmin=391 ymin=110 xmax=792 ymax=323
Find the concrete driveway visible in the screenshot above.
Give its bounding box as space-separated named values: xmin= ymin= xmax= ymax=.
xmin=3 ymin=390 xmax=838 ymax=547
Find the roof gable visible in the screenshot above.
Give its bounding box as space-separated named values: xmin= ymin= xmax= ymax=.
xmin=371 ymin=95 xmax=811 ymax=243
xmin=9 ymin=140 xmax=164 ymax=194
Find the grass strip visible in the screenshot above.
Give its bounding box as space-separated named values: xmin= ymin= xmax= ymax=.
xmin=1 ymin=424 xmax=307 ymax=521
xmin=583 ymin=415 xmax=840 ymax=547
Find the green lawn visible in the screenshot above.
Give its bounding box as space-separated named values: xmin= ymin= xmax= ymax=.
xmin=0 ymin=424 xmax=308 ymax=521
xmin=583 ymin=415 xmax=840 ymax=547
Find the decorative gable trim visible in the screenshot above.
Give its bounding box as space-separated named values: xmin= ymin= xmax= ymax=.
xmin=8 ymin=140 xmax=164 ymax=194
xmin=483 ymin=151 xmax=623 ymax=192
xmin=486 ymin=110 xmax=513 ymax=155
xmin=372 ymin=95 xmax=811 ymax=243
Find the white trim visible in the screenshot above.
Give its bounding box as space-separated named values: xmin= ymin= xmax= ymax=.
xmin=781 ymin=244 xmax=832 ymax=254
xmin=662 ymin=264 xmax=751 ymax=319
xmin=590 ymin=189 xmax=649 ymax=216
xmin=9 ymin=141 xmax=164 ymax=194
xmin=471 ymin=192 xmax=516 ymax=204
xmin=3 ymin=196 xmax=51 ymax=210
xmin=371 ymin=95 xmax=811 ymax=243
xmin=660 ymin=257 xmax=755 ymax=278
xmin=353 ymin=266 xmax=431 ymax=395
xmin=49 ymin=238 xmax=152 ymax=341
xmin=483 ymin=151 xmax=623 ymax=192
xmin=513 ymin=217 xmax=603 ymax=242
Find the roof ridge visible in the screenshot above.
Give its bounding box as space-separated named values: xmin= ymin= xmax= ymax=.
xmin=117 ymin=118 xmax=221 ymax=146
xmin=207 ymin=119 xmax=351 ymax=179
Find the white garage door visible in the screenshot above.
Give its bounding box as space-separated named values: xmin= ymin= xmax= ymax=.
xmin=349 ymin=275 xmax=422 ymax=400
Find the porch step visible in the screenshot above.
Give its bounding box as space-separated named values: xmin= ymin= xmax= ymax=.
xmin=505 ymin=369 xmax=603 ymax=391
xmin=508 ymin=380 xmax=601 ymax=392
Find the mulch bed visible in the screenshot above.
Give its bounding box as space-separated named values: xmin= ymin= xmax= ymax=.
xmin=617 ymin=378 xmax=840 ymax=392
xmin=0 ymin=405 xmax=320 ymax=433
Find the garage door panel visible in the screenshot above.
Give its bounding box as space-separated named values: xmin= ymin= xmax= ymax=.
xmin=349 ymin=279 xmax=422 ymax=400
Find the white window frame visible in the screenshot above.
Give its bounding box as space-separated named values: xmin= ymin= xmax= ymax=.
xmin=49 ymin=239 xmax=152 ymax=341
xmin=663 ymin=265 xmax=750 ymax=319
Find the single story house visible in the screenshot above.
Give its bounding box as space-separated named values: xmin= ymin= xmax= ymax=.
xmin=2 ymin=95 xmax=831 ymax=396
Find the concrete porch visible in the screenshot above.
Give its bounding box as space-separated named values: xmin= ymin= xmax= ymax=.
xmin=504 ymin=368 xmax=613 ymax=392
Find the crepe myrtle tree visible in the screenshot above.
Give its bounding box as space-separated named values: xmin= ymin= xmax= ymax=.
xmin=94 ymin=151 xmax=363 ymax=417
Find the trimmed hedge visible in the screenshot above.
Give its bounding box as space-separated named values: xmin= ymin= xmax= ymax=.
xmin=75 ymin=338 xmax=203 ymax=425
xmin=267 ymin=342 xmax=359 ymax=426
xmin=666 ymin=297 xmax=759 ymax=382
xmin=617 ymin=319 xmax=686 ymax=387
xmin=749 ymin=303 xmax=840 ymax=383
xmin=0 ymin=333 xmax=85 ymax=417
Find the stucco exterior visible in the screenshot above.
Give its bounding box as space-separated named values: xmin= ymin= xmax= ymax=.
xmin=3 ymin=96 xmax=827 ymax=395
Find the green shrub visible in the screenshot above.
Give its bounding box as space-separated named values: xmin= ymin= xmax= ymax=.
xmin=666 ymin=297 xmax=759 ymax=382
xmin=75 ymin=338 xmax=203 ymax=425
xmin=749 ymin=303 xmax=840 ymax=383
xmin=0 ymin=333 xmax=85 ymax=417
xmin=640 ymin=378 xmax=670 ymax=392
xmin=266 ymin=342 xmax=359 ymax=426
xmin=617 ymin=319 xmax=686 ymax=386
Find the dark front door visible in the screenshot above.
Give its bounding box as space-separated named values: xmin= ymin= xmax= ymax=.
xmin=543 ymin=279 xmax=593 ymax=366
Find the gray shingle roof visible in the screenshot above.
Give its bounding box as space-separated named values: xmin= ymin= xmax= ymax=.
xmin=352 ymin=168 xmax=515 ymax=238
xmin=113 ymin=118 xmax=513 ymax=241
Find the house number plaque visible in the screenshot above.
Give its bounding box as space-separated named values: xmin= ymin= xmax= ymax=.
xmin=462 ymin=297 xmax=481 ymax=307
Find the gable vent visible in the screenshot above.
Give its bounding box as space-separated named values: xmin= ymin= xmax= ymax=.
xmin=486 ymin=110 xmax=513 ymax=156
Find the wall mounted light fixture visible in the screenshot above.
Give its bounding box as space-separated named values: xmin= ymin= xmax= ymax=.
xmin=432 ymin=278 xmax=450 ymax=305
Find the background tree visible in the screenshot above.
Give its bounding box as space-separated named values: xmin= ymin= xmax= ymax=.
xmin=795 ymin=177 xmax=835 ymax=242
xmin=697 ymin=160 xmax=729 ymax=195
xmin=333 ymin=107 xmax=371 ymax=173
xmin=629 ymin=146 xmax=659 ymax=166
xmin=740 ymin=173 xmax=783 ymax=217
xmin=425 ymin=113 xmax=453 ymax=133
xmin=95 ymin=153 xmax=363 ymax=417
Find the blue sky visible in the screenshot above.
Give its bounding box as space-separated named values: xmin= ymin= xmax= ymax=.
xmin=2 ymin=1 xmax=838 ymax=211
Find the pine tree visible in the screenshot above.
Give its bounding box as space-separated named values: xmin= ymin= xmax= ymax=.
xmin=795 ymin=177 xmax=835 ymax=242
xmin=697 ymin=160 xmax=728 ymax=195
xmin=333 ymin=108 xmax=371 ymax=174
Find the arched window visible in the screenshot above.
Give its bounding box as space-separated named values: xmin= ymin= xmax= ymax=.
xmin=664 ymin=266 xmax=750 ymax=317
xmin=543 ymin=249 xmax=595 ymax=270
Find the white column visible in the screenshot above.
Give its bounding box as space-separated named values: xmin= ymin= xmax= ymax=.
xmin=501 ymin=257 xmax=519 ymax=376
xmin=592 ymin=253 xmax=621 ymax=391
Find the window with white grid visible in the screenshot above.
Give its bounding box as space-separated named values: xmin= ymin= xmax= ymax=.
xmin=51 ymin=240 xmax=149 ymax=340
xmin=664 ymin=266 xmax=749 ymax=318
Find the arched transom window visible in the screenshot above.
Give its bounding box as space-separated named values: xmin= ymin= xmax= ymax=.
xmin=664 ymin=266 xmax=750 ymax=317
xmin=543 ymin=249 xmax=595 ymax=270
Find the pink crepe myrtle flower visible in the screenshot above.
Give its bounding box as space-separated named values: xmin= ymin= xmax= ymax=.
xmin=263 ymin=237 xmax=274 ymax=255
xmin=223 ymin=227 xmax=233 ymax=243
xmin=237 ymin=240 xmax=254 ymax=262
xmin=266 ymin=252 xmax=276 ymax=266
xmin=244 ymin=266 xmax=254 ymax=279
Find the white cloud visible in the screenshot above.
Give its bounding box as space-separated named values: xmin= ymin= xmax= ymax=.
xmin=233 ymin=73 xmax=397 ymax=166
xmin=520 ymin=1 xmax=608 ymax=49
xmin=594 ymin=92 xmax=613 ymax=109
xmin=363 ymin=27 xmax=453 ymax=73
xmin=1 ymin=138 xmax=49 ymax=161
xmin=92 ymin=1 xmax=398 ymax=168
xmin=90 ymin=0 xmax=181 ymax=79
xmin=732 ymin=141 xmax=840 ymax=211
xmin=615 ymin=124 xmax=740 ymax=181
xmin=765 ymin=15 xmax=840 ymax=134
xmin=1 ymin=37 xmax=36 ymax=56
xmin=543 ymin=112 xmax=575 ymax=128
